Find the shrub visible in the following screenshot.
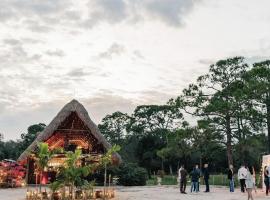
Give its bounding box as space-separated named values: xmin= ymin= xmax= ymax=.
xmin=116 ymin=163 xmax=148 ymax=186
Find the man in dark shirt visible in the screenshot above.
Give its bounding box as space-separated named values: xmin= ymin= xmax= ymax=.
xmin=190 ymin=166 xmax=200 ymax=193
xmin=203 ymin=163 xmax=210 ymax=192
xmin=179 ymin=165 xmax=188 ymax=194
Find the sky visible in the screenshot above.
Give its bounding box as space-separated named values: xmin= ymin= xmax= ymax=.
xmin=1 ymin=0 xmax=270 ymax=140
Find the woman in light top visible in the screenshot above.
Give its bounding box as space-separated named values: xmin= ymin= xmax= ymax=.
xmin=245 ymin=166 xmax=255 ymax=200
xmin=252 ymin=166 xmax=257 ymax=193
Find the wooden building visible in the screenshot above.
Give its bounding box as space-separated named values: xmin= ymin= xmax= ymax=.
xmin=17 ymin=99 xmax=121 ymax=184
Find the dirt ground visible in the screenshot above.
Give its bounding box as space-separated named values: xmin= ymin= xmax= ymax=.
xmin=0 ymin=186 xmax=268 ymax=200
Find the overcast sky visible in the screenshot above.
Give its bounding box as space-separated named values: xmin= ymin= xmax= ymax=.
xmin=1 ymin=0 xmax=270 ymax=140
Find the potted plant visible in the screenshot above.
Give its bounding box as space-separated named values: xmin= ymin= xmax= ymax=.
xmin=49 ymin=181 xmax=62 ymax=200
xmin=42 ymin=188 xmax=49 ymax=199
xmin=82 ymin=180 xmax=95 ymax=199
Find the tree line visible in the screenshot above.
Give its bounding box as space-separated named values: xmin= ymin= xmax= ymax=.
xmin=1 ymin=56 xmax=270 ymax=176
xmin=98 ymin=57 xmax=270 ymax=175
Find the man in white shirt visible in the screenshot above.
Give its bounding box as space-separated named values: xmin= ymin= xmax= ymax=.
xmin=238 ymin=165 xmax=248 ymax=193
xmin=178 ymin=166 xmax=183 ymax=181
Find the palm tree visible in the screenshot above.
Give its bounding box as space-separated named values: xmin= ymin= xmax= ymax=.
xmin=100 ymin=145 xmax=121 ymax=200
xmin=58 ymin=149 xmax=91 ymax=200
xmin=35 ymin=142 xmax=56 ymax=192
xmin=53 ymin=146 xmax=120 ymax=200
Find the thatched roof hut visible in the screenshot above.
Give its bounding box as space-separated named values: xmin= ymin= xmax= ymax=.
xmin=17 ymin=99 xmax=121 ymax=164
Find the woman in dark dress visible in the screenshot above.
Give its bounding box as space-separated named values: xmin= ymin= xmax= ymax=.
xmin=264 ymin=166 xmax=269 ymax=196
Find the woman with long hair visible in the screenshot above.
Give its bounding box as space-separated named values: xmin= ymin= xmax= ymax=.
xmin=245 ymin=166 xmax=254 ymax=200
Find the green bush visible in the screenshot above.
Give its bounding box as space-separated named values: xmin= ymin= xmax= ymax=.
xmin=116 ymin=163 xmax=148 ymax=186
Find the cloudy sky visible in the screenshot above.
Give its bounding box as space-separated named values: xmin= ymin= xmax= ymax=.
xmin=1 ymin=0 xmax=270 ymax=140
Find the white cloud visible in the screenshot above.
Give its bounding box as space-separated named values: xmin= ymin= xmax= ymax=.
xmin=98 ymin=43 xmax=125 ymax=59
xmin=1 ymin=0 xmax=270 ymax=140
xmin=46 ymin=49 xmax=65 ymax=57
xmin=141 ymin=0 xmax=199 ymax=26
xmin=0 ymin=0 xmax=200 ymax=29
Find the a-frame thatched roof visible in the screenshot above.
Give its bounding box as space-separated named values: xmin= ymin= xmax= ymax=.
xmin=17 ymin=99 xmax=121 ymax=163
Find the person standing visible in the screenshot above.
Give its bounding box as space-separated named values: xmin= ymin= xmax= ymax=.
xmin=267 ymin=165 xmax=270 ymax=180
xmin=190 ymin=166 xmax=200 ymax=193
xmin=178 ymin=166 xmax=183 ymax=187
xmin=238 ymin=165 xmax=248 ymax=193
xmin=245 ymin=166 xmax=254 ymax=200
xmin=203 ymin=164 xmax=210 ymax=192
xmin=252 ymin=166 xmax=257 ymax=193
xmin=195 ymin=164 xmax=201 ymax=192
xmin=179 ymin=165 xmax=188 ymax=194
xmin=264 ymin=166 xmax=269 ymax=196
xmin=227 ymin=164 xmax=234 ymax=192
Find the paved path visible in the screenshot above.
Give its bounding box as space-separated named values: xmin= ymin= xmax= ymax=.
xmin=0 ymin=186 xmax=268 ymax=200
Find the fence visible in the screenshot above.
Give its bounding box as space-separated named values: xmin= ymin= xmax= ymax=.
xmin=147 ymin=174 xmax=262 ymax=187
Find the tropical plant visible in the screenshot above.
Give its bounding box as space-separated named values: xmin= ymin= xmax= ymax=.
xmin=49 ymin=181 xmax=62 ymax=193
xmin=57 ymin=149 xmax=90 ymax=200
xmin=35 ymin=142 xmax=58 ymax=192
xmin=100 ymin=145 xmax=121 ymax=195
xmin=81 ymin=180 xmax=96 ymax=199
xmin=49 ymin=181 xmax=62 ymax=200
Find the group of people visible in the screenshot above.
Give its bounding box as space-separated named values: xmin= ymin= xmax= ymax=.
xmin=178 ymin=164 xmax=256 ymax=200
xmin=178 ymin=164 xmax=210 ymax=194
